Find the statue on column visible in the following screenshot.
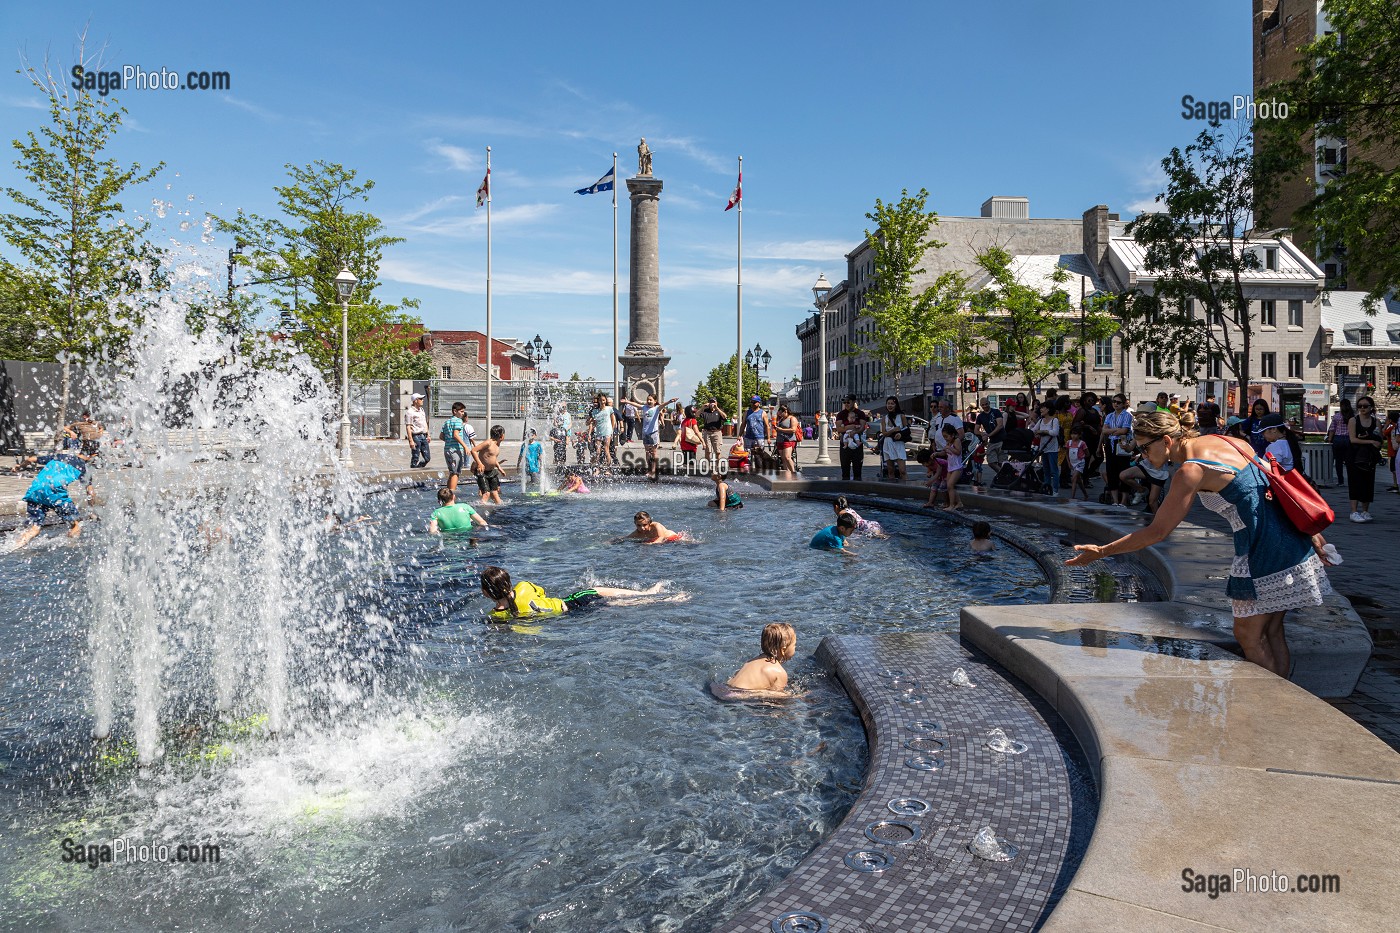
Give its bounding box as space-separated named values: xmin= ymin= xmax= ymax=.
xmin=637 ymin=138 xmax=653 ymax=176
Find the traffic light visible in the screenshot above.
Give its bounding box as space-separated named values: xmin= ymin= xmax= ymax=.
xmin=963 ymin=377 xmax=978 ymax=392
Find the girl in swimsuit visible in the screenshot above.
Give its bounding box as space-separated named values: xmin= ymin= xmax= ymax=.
xmin=480 ymin=566 xmax=686 ymax=621
xmin=831 ymin=496 xmax=885 ymax=537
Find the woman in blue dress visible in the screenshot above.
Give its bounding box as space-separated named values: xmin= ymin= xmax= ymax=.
xmin=1065 ymin=411 xmax=1334 ymax=678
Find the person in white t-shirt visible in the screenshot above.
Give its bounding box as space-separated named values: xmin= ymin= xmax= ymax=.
xmin=930 ymin=398 xmax=964 ymax=453
xmin=1031 ymin=401 xmax=1061 ymax=496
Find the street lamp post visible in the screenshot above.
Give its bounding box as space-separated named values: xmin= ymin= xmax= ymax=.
xmin=811 ymin=274 xmax=833 ymax=464
xmin=526 ymin=334 xmax=553 ymax=421
xmin=334 ymin=268 xmax=358 ymax=465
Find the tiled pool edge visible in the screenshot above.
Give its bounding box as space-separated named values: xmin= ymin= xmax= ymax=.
xmin=714 ymin=633 xmax=1095 ymax=933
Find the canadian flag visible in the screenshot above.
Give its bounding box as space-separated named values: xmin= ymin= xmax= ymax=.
xmin=725 ymin=171 xmax=742 ymax=211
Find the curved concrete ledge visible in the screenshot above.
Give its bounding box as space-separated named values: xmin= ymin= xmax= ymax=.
xmin=716 ymin=632 xmax=1096 ymax=933
xmin=961 ymin=602 xmax=1400 ymax=931
xmin=755 ymin=475 xmax=1370 ymax=699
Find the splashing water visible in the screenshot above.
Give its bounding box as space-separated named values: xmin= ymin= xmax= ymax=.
xmin=84 ymin=280 xmax=373 ymax=765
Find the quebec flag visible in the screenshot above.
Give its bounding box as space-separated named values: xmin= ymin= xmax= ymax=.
xmin=575 ymin=166 xmax=616 ymax=196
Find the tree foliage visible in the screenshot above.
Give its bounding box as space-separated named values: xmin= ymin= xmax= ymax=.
xmin=1118 ymin=125 xmax=1264 ymax=414
xmin=355 ymin=342 xmax=437 ymax=382
xmin=857 ymin=188 xmax=968 ymax=380
xmin=963 ymin=248 xmax=1119 ymax=401
xmin=692 ymin=355 xmax=772 ymax=411
xmin=0 ymin=260 xmax=55 ymax=361
xmin=1256 ymin=0 xmax=1400 ymax=308
xmin=214 ymin=161 xmax=422 ymax=388
xmin=0 ymin=41 xmax=164 ymax=431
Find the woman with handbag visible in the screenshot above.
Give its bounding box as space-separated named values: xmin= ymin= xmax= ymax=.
xmin=1066 ymin=411 xmax=1334 ymax=678
xmin=878 ymin=396 xmax=909 ymax=481
xmin=1347 ymin=395 xmax=1383 ymax=523
xmin=679 ymin=405 xmax=701 ymax=467
xmin=773 ymin=404 xmax=801 ymax=475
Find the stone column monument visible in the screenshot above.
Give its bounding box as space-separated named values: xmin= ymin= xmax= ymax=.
xmin=619 ymin=140 xmax=670 ymax=404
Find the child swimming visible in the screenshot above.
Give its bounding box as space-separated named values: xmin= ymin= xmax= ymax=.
xmin=618 ymin=510 xmax=684 ymax=544
xmin=480 ymin=566 xmax=687 ymax=621
xmin=970 ymin=520 xmax=996 ymax=553
xmin=809 ymin=512 xmax=858 ymax=551
xmin=724 ymin=622 xmax=796 ymax=695
xmin=832 ymin=496 xmax=885 ymax=537
xmin=429 ymin=486 xmax=488 ymax=534
xmin=706 ymin=470 xmax=743 ymax=510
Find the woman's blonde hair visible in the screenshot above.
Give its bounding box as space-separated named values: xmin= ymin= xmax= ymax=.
xmin=1133 ymin=410 xmax=1200 ymax=442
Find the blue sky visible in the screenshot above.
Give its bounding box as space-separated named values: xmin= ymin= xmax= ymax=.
xmin=1 ymin=1 xmax=1250 ymax=398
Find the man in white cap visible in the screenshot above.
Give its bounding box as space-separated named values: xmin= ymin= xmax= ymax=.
xmin=405 ymin=392 xmax=431 ymax=468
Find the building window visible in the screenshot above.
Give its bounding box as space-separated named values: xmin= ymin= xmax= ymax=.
xmin=1362 ymin=366 xmax=1376 ymax=389
xmin=1048 ymin=336 xmax=1064 ymax=358
xmin=1210 ymin=354 xmax=1223 ymax=379
xmin=1094 ymin=338 xmax=1113 ymax=368
xmin=1335 ymin=365 xmax=1349 ymax=382
xmin=1388 ymin=365 xmax=1400 ymax=389
xmin=1264 ymin=247 xmax=1278 ymax=271
xmin=1288 ymin=352 xmax=1303 ymax=379
xmin=1185 ymin=298 xmax=1196 ymax=319
xmin=1358 ymin=329 xmax=1373 ymax=346
xmin=1260 ymin=299 xmax=1276 ymax=327
xmin=1288 ymin=299 xmax=1303 ymax=326
xmin=441 ymin=366 xmax=452 ymax=379
xmin=1261 ymin=352 xmax=1276 ymax=379
xmin=1233 ymin=352 xmax=1245 ymax=376
xmin=1324 ymin=262 xmax=1340 ymax=280
xmin=1146 ymin=352 xmax=1162 ymax=379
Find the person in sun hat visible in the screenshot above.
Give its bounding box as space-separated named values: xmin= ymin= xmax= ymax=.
xmin=405 ymin=392 xmax=431 ymax=468
xmin=743 ymin=395 xmax=772 ymax=454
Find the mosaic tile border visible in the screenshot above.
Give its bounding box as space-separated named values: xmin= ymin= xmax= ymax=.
xmin=714 ymin=633 xmax=1096 ymax=933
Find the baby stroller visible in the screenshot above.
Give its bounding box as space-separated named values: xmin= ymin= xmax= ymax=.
xmin=991 ymin=445 xmax=1050 ymax=495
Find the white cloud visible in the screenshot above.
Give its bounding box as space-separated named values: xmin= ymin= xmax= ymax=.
xmin=397 ymin=202 xmax=559 ymax=237
xmin=2 ymin=94 xmax=45 ymax=110
xmin=648 ymin=135 xmax=731 ymax=174
xmin=381 ymin=257 xmax=616 ymax=297
xmin=429 ymin=142 xmax=477 ymax=172
xmin=394 ymin=195 xmax=468 ymax=224
xmin=747 ymin=239 xmax=851 ymax=262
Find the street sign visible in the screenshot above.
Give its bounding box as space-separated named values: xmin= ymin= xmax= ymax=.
xmin=932 ymin=383 xmax=945 ymax=397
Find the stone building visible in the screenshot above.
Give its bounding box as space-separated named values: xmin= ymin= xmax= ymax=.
xmin=1252 ymin=0 xmax=1398 ymax=291
xmin=1102 ymin=235 xmax=1328 ymax=413
xmin=1318 ymin=290 xmax=1400 ymax=414
xmin=796 ymin=198 xmax=1129 ymax=416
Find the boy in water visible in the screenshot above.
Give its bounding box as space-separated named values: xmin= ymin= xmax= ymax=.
xmin=470 ymin=425 xmax=509 ymax=505
xmin=727 ymin=622 xmax=797 ymax=694
xmin=618 ymin=510 xmax=683 ymax=544
xmin=519 ymin=429 xmax=544 ymax=491
xmin=429 ymin=486 xmax=488 ymax=534
xmin=809 ymin=512 xmax=858 ymax=551
xmin=480 ymin=565 xmax=686 ymax=621
xmin=970 ymin=520 xmax=996 ymax=553
xmin=13 ymin=451 xmax=95 ymax=549
xmin=705 ymin=469 xmax=743 ymax=510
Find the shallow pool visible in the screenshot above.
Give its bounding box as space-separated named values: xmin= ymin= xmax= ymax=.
xmin=0 ymin=480 xmax=1050 ymax=931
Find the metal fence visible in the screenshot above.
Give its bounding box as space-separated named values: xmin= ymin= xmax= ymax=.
xmin=349 ymin=380 xmax=392 ymax=437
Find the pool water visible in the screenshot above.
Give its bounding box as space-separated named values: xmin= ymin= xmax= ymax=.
xmin=0 ymin=480 xmax=1049 ymax=932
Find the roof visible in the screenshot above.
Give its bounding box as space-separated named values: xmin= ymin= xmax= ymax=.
xmin=967 ymin=253 xmax=1109 ymax=308
xmin=1107 ymin=235 xmax=1324 ymax=284
xmin=1319 ymin=290 xmax=1400 ymax=348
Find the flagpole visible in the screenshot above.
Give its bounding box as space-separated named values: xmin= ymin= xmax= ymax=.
xmin=612 ymin=151 xmax=619 ymax=404
xmin=735 ymin=155 xmax=743 ymax=427
xmin=485 ymin=146 xmax=493 ymax=429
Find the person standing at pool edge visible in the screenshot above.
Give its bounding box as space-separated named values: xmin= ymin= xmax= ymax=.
xmin=698 ymin=398 xmax=728 ymax=467
xmin=405 ymin=392 xmax=430 ymax=468
xmin=1066 ymin=411 xmax=1333 ymax=677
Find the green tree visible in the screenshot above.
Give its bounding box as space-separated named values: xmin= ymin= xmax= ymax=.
xmin=964 ymin=247 xmax=1119 ymax=402
xmin=355 ymin=342 xmax=436 ymax=382
xmin=1256 ymin=0 xmax=1400 ymax=308
xmin=1118 ymin=125 xmax=1264 ymax=415
xmin=693 ymin=355 xmax=772 ymax=412
xmin=0 ymin=45 xmax=164 ymax=433
xmin=214 ymin=160 xmax=422 ymax=389
xmin=857 ymin=188 xmax=969 ymax=386
xmin=0 ymin=260 xmax=55 ymax=361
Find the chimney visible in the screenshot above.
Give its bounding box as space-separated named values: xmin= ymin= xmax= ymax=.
xmin=980 ymin=196 xmax=1029 ymax=220
xmin=1083 ymin=205 xmax=1111 ymax=276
